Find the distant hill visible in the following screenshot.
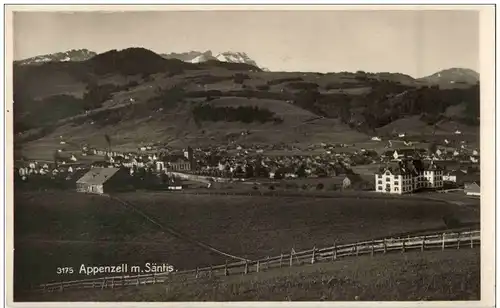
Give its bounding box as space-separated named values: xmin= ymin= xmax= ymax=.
xmin=418 ymin=68 xmax=479 ymax=86
xmin=13 ymin=47 xmax=480 ymax=154
xmin=14 ymin=49 xmax=97 ymax=66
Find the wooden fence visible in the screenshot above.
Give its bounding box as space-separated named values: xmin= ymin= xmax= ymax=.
xmin=32 ymin=229 xmax=480 ymax=293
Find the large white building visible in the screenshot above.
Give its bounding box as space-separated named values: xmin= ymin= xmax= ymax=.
xmin=375 ymin=160 xmax=444 ymax=194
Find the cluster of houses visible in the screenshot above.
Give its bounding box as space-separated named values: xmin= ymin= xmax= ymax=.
xmin=16 ymin=135 xmax=480 ymax=197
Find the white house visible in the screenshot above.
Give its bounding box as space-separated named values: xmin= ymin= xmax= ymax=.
xmin=375 ymin=160 xmax=443 ymax=194
xmin=156 ymin=161 xmax=165 ymax=172
xmin=371 ymin=136 xmax=382 ymax=141
xmin=398 ymin=133 xmax=406 ymax=138
xmin=455 ymin=130 xmax=462 ymax=135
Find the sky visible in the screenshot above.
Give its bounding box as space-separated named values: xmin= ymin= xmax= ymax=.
xmin=12 ymin=9 xmax=479 ymax=78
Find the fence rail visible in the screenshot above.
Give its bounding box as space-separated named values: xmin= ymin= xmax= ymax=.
xmin=32 ymin=229 xmax=480 ymax=293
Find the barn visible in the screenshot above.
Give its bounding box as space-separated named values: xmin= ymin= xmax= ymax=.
xmin=76 ymin=167 xmax=128 ymax=195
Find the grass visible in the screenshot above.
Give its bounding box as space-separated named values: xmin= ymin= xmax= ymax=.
xmin=20 ymin=248 xmax=480 ymax=301
xmin=14 ymin=189 xmax=479 ymax=294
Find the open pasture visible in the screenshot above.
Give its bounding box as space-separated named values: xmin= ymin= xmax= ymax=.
xmin=14 ymin=189 xmax=479 ymax=293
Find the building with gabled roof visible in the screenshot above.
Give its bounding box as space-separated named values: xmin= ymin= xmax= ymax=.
xmin=464 ymin=182 xmax=480 ymax=196
xmin=76 ymin=167 xmax=129 ymax=194
xmin=375 ymin=159 xmax=443 ymax=194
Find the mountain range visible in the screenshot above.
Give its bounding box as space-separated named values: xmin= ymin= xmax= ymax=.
xmin=15 ymin=49 xmax=263 ymax=70
xmin=13 ymin=47 xmax=479 ymax=159
xmin=15 ymin=48 xmax=478 ymax=85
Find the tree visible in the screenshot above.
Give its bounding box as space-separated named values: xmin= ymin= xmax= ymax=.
xmin=245 ymin=165 xmax=254 ymax=178
xmin=428 ymin=142 xmax=438 ymax=154
xmin=274 ymin=169 xmax=284 ymax=180
xmin=296 ymin=164 xmax=307 ymax=178
xmin=104 ymin=134 xmax=112 ymax=152
xmin=316 ymin=183 xmax=324 ymax=190
xmin=53 ymin=150 xmax=60 ymax=168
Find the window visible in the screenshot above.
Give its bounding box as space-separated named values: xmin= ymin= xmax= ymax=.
xmin=378 ymin=175 xmax=382 ymax=178
xmin=378 ymin=180 xmax=382 ymax=184
xmin=395 ymin=187 xmax=399 ymax=191
xmin=386 ymin=177 xmax=390 ymax=182
xmin=378 ymin=186 xmax=382 ymax=190
xmin=394 ymin=181 xmax=399 ymax=185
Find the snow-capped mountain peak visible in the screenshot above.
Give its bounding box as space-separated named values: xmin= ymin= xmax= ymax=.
xmin=161 ymin=50 xmax=260 ymax=68
xmin=214 ymin=52 xmax=258 ymax=67
xmin=15 ymin=49 xmax=97 ymax=66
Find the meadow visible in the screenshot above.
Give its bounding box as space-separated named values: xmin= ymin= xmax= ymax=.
xmin=22 ymin=249 xmax=480 ymax=301
xmin=14 ymin=189 xmax=479 ymax=297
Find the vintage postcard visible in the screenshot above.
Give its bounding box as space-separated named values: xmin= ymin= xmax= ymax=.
xmin=4 ymin=3 xmax=496 ymax=307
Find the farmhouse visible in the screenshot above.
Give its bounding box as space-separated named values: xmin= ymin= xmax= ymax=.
xmin=76 ymin=167 xmax=128 ymax=195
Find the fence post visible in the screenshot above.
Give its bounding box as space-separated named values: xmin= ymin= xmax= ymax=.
xmin=355 ymin=244 xmax=359 ymax=256
xmin=210 ymin=265 xmax=213 ymax=277
xmin=421 ymin=235 xmax=425 ymax=251
xmin=332 ymin=243 xmax=337 ymax=261
xmin=311 ymin=246 xmax=316 ymax=264
xmin=289 ymin=249 xmax=293 ymax=267
xmin=136 ymin=275 xmax=139 ymax=286
xmin=402 ymin=239 xmax=406 ymax=253
xmin=383 ymin=239 xmax=387 ymax=254
xmin=371 ymin=240 xmax=375 ymax=257
xmin=266 ymin=256 xmax=270 ymax=270
xmin=59 ymin=281 xmax=64 ymax=292
xmin=224 ymin=260 xmax=228 ymax=276
xmin=457 ymin=232 xmax=461 ymax=249
xmin=195 ymin=267 xmax=199 ymax=279
xmin=442 ymin=233 xmax=446 ymax=251
xmin=111 ymin=277 xmax=114 ymax=289
xmin=244 ymin=260 xmax=248 ymax=274
xmin=101 ymin=277 xmax=106 ymax=289
xmin=470 ymin=232 xmax=474 ymax=248
xmin=256 ymin=260 xmax=260 ymax=273
xmin=153 ymin=272 xmax=156 ymax=284
xmin=279 ymin=253 xmax=283 ymax=268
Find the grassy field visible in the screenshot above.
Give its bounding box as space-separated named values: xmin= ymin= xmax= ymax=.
xmin=14 ymin=188 xmax=479 ymax=295
xmin=21 ymin=249 xmax=480 ymax=301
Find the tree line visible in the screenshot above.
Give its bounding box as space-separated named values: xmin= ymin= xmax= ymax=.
xmin=192 ymin=104 xmax=283 ymax=124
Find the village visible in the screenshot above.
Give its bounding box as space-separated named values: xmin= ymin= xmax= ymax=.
xmin=14 ymin=132 xmax=481 ymax=198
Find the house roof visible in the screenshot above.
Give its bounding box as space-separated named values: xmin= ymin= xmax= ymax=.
xmin=76 ymin=167 xmax=121 ymax=185
xmin=464 ymin=182 xmax=480 ymax=193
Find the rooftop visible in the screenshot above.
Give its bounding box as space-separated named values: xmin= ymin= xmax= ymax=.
xmin=76 ymin=167 xmax=121 ymax=185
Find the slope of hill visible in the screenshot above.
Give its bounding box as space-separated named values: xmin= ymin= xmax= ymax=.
xmin=419 ymin=68 xmax=479 ymax=86
xmin=13 ymin=47 xmax=480 ymax=157
xmin=14 ymin=49 xmax=97 ymax=66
